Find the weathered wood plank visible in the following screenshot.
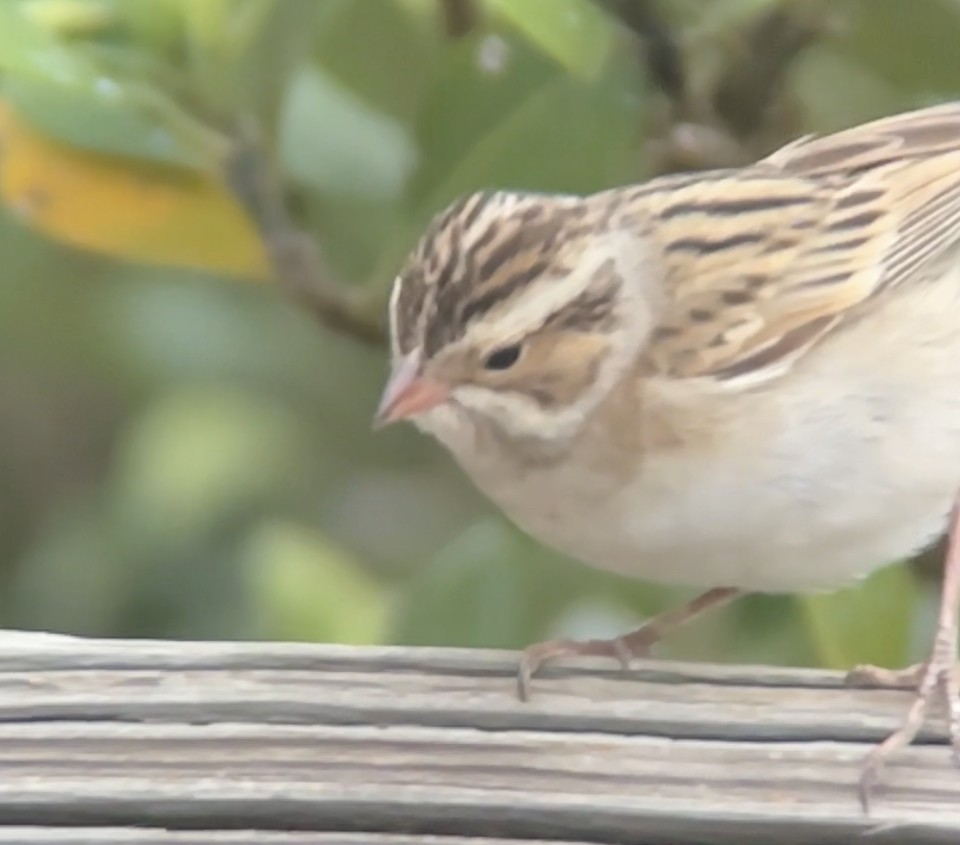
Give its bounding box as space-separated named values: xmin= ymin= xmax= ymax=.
xmin=0 ymin=832 xmax=586 ymax=845
xmin=0 ymin=636 xmax=937 ymax=744
xmin=0 ymin=721 xmax=958 ymax=843
xmin=0 ymin=632 xmax=850 ymax=687
xmin=0 ymin=631 xmax=957 ymax=845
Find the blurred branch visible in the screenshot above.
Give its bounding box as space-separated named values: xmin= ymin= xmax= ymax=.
xmin=224 ymin=120 xmax=386 ymax=347
xmin=712 ymin=2 xmax=825 ymax=139
xmin=439 ymin=0 xmax=480 ymax=39
xmin=602 ymin=0 xmax=685 ymax=104
xmin=643 ymin=1 xmax=827 ymax=175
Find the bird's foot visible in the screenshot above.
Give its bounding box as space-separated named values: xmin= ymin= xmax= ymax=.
xmin=516 ymin=628 xmax=657 ymax=702
xmin=846 ymin=652 xmax=960 ymax=812
xmin=515 ymin=587 xmax=742 ymax=702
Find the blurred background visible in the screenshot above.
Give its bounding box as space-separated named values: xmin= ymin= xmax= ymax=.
xmin=0 ymin=0 xmax=956 ymax=671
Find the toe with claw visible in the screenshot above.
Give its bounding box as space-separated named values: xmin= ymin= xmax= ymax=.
xmin=845 ymin=495 xmax=960 ymax=812
xmin=515 ymin=586 xmax=741 ymax=701
xmin=848 ymin=656 xmax=960 ymax=812
xmin=517 ymin=634 xmax=646 ymax=702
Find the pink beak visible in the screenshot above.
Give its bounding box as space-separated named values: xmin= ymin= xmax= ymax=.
xmin=373 ymin=352 xmax=450 ymax=429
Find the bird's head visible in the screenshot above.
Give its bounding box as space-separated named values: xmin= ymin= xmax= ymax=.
xmin=375 ymin=190 xmax=660 ymax=448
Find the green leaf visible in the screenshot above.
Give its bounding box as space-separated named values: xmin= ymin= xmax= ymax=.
xmin=406 ymin=33 xmax=558 ymax=210
xmin=22 ymin=0 xmax=116 ymax=38
xmin=24 ymin=0 xmax=184 ymax=49
xmin=487 ymin=0 xmax=614 ymax=80
xmin=314 ymin=0 xmax=437 ymax=124
xmin=390 ymin=519 xmax=539 ymax=648
xmin=243 ymin=520 xmax=387 ymax=644
xmin=689 ymin=0 xmax=788 ymax=35
xmin=840 ymin=0 xmax=960 ymax=97
xmin=793 ymin=44 xmax=902 ymax=133
xmin=6 ymin=499 xmax=125 ymax=635
xmin=389 ymin=516 xmax=673 ymax=650
xmin=379 ymin=31 xmax=644 ymax=282
xmin=176 ymin=0 xmax=233 ymax=48
xmin=797 ymin=564 xmax=919 ymax=671
xmin=4 ymin=75 xmax=224 ymax=168
xmin=0 ymin=1 xmax=86 ymax=79
xmin=183 ymin=0 xmax=328 ymax=124
xmin=279 ymin=63 xmax=417 ymax=202
xmin=109 ymin=387 xmax=306 ymax=552
xmin=105 ymin=0 xmax=185 ymax=51
xmin=418 ymin=69 xmax=643 ymax=214
xmin=0 ymin=2 xmax=224 ymax=167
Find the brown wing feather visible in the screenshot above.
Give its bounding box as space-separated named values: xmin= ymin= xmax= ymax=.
xmin=763 ymin=101 xmax=960 ymax=176
xmin=642 ymin=102 xmax=960 ymax=384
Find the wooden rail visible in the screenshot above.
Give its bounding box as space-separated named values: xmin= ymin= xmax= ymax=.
xmin=0 ymin=630 xmax=958 ymax=844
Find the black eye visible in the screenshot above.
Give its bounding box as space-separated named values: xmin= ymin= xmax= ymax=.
xmin=483 ymin=344 xmax=523 ymax=371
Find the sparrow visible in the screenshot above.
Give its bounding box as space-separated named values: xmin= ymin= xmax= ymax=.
xmin=374 ymin=101 xmax=960 ymax=808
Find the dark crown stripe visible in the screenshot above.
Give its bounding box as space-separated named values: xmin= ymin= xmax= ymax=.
xmin=459 ymin=261 xmax=547 ymax=325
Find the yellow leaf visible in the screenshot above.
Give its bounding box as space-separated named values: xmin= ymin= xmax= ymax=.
xmin=0 ymin=99 xmax=269 ymax=280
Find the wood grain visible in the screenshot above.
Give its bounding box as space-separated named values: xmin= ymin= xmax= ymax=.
xmin=0 ymin=833 xmax=578 ymax=845
xmin=0 ymin=631 xmax=957 ymax=845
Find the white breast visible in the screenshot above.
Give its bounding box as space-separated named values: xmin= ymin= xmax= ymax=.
xmin=425 ymin=272 xmax=960 ymax=594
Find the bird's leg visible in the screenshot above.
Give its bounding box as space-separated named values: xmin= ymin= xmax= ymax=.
xmin=516 ymin=586 xmax=742 ymax=701
xmin=846 ymin=494 xmax=960 ymax=812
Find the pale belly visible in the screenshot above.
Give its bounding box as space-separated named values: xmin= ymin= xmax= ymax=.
xmin=495 ymin=459 xmax=955 ymax=592
xmin=481 ymin=395 xmax=960 ymax=592
xmin=431 ymin=276 xmax=960 ymax=594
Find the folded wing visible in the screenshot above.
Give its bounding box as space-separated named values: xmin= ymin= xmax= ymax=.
xmin=643 ymin=102 xmax=960 ymax=384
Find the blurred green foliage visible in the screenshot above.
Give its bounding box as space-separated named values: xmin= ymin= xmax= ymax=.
xmin=0 ymin=0 xmax=957 ymax=671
